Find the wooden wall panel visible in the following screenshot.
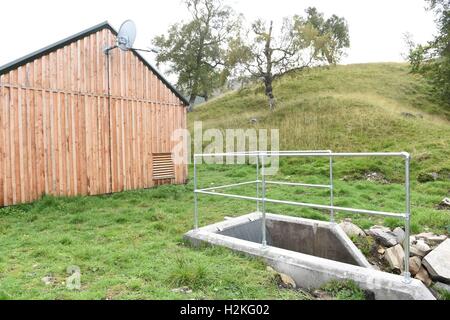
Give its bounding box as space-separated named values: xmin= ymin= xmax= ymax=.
xmin=0 ymin=27 xmax=187 ymax=207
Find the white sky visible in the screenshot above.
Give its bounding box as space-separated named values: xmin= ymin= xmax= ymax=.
xmin=0 ymin=0 xmax=437 ymax=81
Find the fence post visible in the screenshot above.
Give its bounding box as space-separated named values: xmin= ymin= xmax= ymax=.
xmin=261 ymin=153 xmax=267 ymax=247
xmin=194 ymin=155 xmax=199 ymax=230
xmin=329 ymin=151 xmax=335 ymax=224
xmin=256 ymin=154 xmax=260 ymax=213
xmin=404 ymin=153 xmax=412 ymax=283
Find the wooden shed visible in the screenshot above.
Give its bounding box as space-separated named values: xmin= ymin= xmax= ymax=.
xmin=0 ymin=21 xmax=188 ymax=207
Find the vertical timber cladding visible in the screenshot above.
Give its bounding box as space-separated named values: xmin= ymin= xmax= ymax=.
xmin=0 ymin=25 xmax=188 ymax=207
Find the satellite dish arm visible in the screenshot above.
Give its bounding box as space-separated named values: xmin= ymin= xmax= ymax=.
xmin=104 ymin=45 xmax=118 ymax=55
xmin=132 ymin=47 xmax=159 ymax=54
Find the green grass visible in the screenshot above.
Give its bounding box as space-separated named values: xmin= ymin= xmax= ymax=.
xmin=435 ymin=287 xmax=450 ymax=300
xmin=320 ymin=280 xmax=367 ymax=300
xmin=1 ymin=63 xmax=450 ymax=300
xmin=0 ymin=186 xmax=311 ymax=300
xmin=0 ymin=162 xmax=448 ymax=299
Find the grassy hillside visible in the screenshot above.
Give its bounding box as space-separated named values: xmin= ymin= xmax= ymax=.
xmin=189 ymin=63 xmax=450 ymax=234
xmin=0 ymin=63 xmax=449 ymax=300
xmin=190 ymin=63 xmax=449 ymax=154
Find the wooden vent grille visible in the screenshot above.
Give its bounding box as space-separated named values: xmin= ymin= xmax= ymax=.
xmin=153 ymin=153 xmax=175 ymax=180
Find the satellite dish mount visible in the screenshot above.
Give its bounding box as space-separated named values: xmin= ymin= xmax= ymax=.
xmin=104 ymin=19 xmax=158 ymax=55
xmin=104 ymin=19 xmax=137 ymax=55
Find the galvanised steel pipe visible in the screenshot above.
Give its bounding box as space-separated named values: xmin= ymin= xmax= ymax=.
xmin=256 ymin=157 xmax=260 ymax=213
xmin=265 ymin=181 xmax=332 ymax=189
xmin=330 ymin=153 xmax=335 ymax=223
xmin=194 ymin=156 xmax=199 ymax=229
xmin=195 ymin=190 xmax=407 ymax=219
xmin=199 ymin=181 xmax=258 ymax=192
xmin=404 ymin=154 xmax=412 ymax=283
xmin=192 ymin=150 xmax=411 ymax=283
xmin=195 ymin=152 xmax=409 ymax=158
xmin=261 ymin=154 xmax=267 ymax=247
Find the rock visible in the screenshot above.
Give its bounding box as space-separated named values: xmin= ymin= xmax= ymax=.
xmin=278 ymin=273 xmax=297 ymax=289
xmin=364 ymin=172 xmax=389 ymax=184
xmin=393 ymin=227 xmax=406 ymax=244
xmin=428 ymin=235 xmax=448 ymax=246
xmin=249 ymin=118 xmax=258 ymax=125
xmin=409 ymin=256 xmax=422 ymax=276
xmin=423 ymin=239 xmax=450 ymax=284
xmin=267 ymin=266 xmax=297 ymax=289
xmin=313 ymin=290 xmax=334 ymax=300
xmin=368 ymin=228 xmax=398 ymax=247
xmin=385 ymin=244 xmax=405 ymax=271
xmin=401 ymin=112 xmax=416 ymax=118
xmin=416 ymin=232 xmax=434 ymax=240
xmin=339 ymin=220 xmax=366 ymax=237
xmin=417 ymin=172 xmax=439 ymax=183
xmin=266 ymin=266 xmax=277 ymax=275
xmin=172 ymin=287 xmax=193 ymax=294
xmin=41 ymin=276 xmax=54 ymax=286
xmin=437 ymin=198 xmax=450 ymax=210
xmin=415 ymin=266 xmax=432 ymax=287
xmin=416 ymin=233 xmax=447 ymax=247
xmin=377 ymin=246 xmax=386 ymax=255
xmin=371 ymin=225 xmax=391 ymax=232
xmin=410 ymin=240 xmax=432 ymax=258
xmin=434 ymin=282 xmax=450 ymax=293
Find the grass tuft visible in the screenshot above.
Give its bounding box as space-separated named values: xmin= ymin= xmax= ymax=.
xmin=320 ymin=280 xmax=367 ymax=300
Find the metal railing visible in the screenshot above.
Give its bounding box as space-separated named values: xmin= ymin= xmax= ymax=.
xmin=193 ymin=150 xmax=412 ymax=283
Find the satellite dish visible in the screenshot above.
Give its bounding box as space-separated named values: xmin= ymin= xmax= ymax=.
xmin=116 ymin=20 xmax=136 ymax=51
xmin=104 ymin=19 xmax=157 ymax=55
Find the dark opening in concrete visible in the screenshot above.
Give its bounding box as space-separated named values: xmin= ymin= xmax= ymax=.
xmin=218 ymin=218 xmax=361 ymax=266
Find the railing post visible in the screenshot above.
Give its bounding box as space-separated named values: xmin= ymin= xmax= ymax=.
xmin=404 ymin=153 xmax=411 ymax=283
xmin=329 ymin=151 xmax=335 ymax=224
xmin=194 ymin=155 xmax=199 ymax=230
xmin=256 ymin=154 xmax=260 ymax=213
xmin=261 ymin=153 xmax=267 ymax=247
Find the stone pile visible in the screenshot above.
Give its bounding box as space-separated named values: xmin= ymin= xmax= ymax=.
xmin=339 ymin=220 xmax=450 ymax=293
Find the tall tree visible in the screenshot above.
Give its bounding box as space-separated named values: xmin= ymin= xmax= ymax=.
xmin=407 ymin=0 xmax=450 ymax=106
xmin=153 ymin=0 xmax=240 ymax=111
xmin=298 ymin=7 xmax=350 ymax=65
xmin=236 ymin=7 xmax=350 ymax=111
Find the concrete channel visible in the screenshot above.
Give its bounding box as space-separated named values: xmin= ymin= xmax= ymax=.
xmin=184 ymin=212 xmax=435 ymax=300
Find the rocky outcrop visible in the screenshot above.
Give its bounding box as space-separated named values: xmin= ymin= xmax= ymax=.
xmin=267 ymin=266 xmax=297 ymax=289
xmin=423 ymin=239 xmax=450 ymax=284
xmin=410 ymin=240 xmax=432 ymax=258
xmin=416 ymin=233 xmax=447 ymax=247
xmin=384 ymin=244 xmax=405 ymax=271
xmin=339 ymin=219 xmax=366 ymax=237
xmin=393 ymin=227 xmax=406 ymax=244
xmin=409 ymin=256 xmax=422 ymax=276
xmin=416 ymin=266 xmax=432 ymax=287
xmin=351 ymin=224 xmax=449 ymax=292
xmin=368 ymin=227 xmax=398 ymax=247
xmin=437 ymin=198 xmax=450 ymax=210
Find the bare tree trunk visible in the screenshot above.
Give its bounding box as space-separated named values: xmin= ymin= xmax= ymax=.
xmin=264 ymin=75 xmax=275 ymax=111
xmin=264 ymin=21 xmax=276 ymax=111
xmin=188 ymin=94 xmax=196 ymax=112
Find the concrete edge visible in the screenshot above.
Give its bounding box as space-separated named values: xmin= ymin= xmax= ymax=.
xmin=184 ymin=228 xmax=435 ymax=300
